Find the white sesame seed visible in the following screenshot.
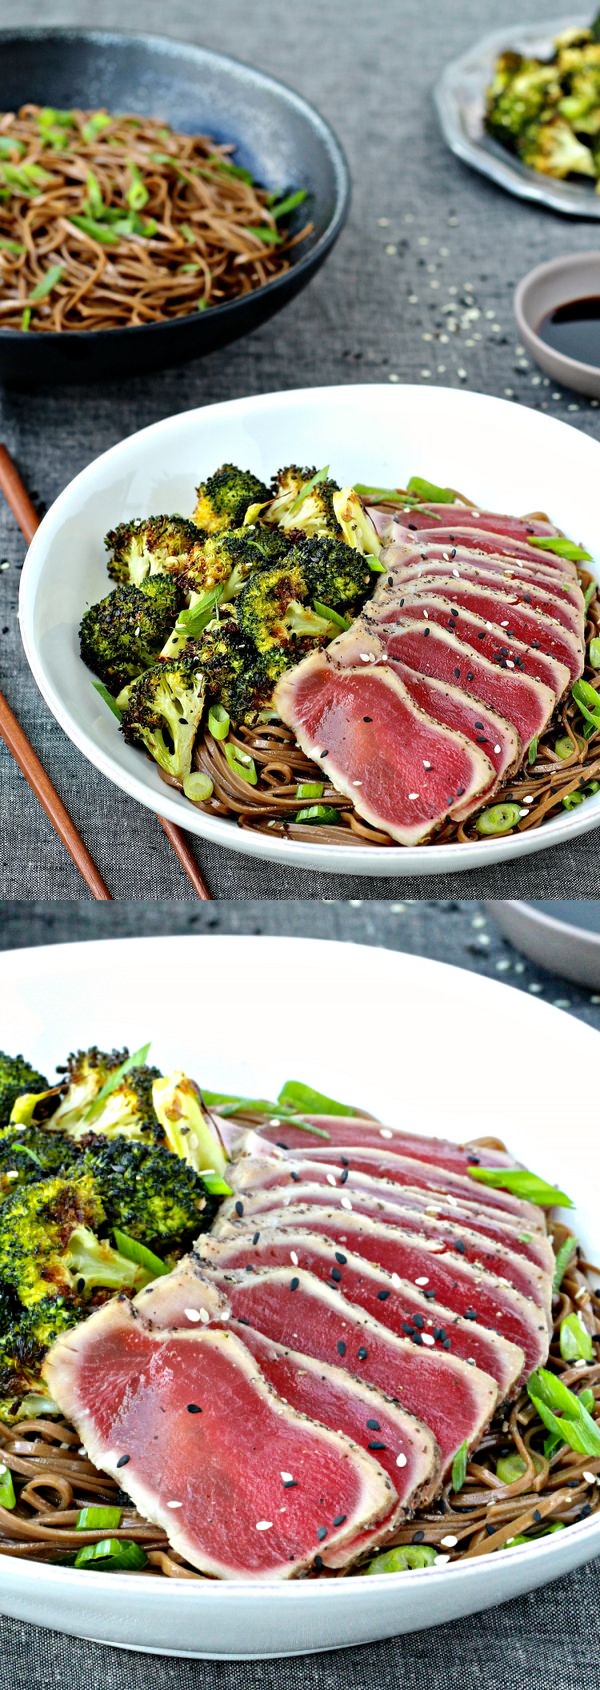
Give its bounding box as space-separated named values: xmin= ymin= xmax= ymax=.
xmin=433 ymin=1553 xmax=451 ymax=1566
xmin=167 ymin=1500 xmax=183 ymax=1509
xmin=583 ymin=1471 xmax=596 ymax=1485
xmin=391 ymin=1272 xmax=402 ymax=1288
xmin=421 ymin=1333 xmax=435 ymax=1346
xmin=441 ymin=1534 xmax=458 ymax=1548
xmin=326 ymin=1173 xmax=337 ymax=1187
xmin=396 ymin=1452 xmax=407 ymax=1468
xmin=353 ymin=780 xmax=363 ymax=786
xmin=494 ymin=744 xmax=501 ymax=755
xmin=380 ymin=1128 xmax=393 ymax=1138
xmin=281 ymin=1472 xmax=294 ymax=1483
xmin=256 ymin=1521 xmax=272 ymax=1531
xmin=415 ymin=1276 xmax=429 ymax=1286
xmin=423 ymin=759 xmax=432 ymax=769
xmin=408 ymin=792 xmax=419 ymax=801
xmin=290 ymin=1251 xmax=298 ymax=1266
xmin=385 ymin=244 xmax=398 ymax=255
xmin=185 ymin=1308 xmax=202 ymax=1322
xmin=340 ymin=1196 xmax=353 ymax=1210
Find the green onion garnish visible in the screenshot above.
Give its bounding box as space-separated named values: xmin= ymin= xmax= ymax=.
xmin=74 ymin=1538 xmax=148 ymax=1572
xmin=208 ymin=703 xmax=230 ymax=741
xmin=70 ymin=214 xmax=120 ymax=245
xmin=126 ymin=163 xmax=149 ymax=211
xmin=500 ymin=1522 xmax=565 ymax=1549
xmin=406 ymin=475 xmax=456 ymax=503
xmin=530 ymin=536 xmax=592 ymax=564
xmin=269 ymin=189 xmax=307 ymax=220
xmin=572 ymin=678 xmax=600 ymax=728
xmin=364 ymin=1544 xmax=437 ymax=1574
xmin=82 ymin=113 xmax=112 ymax=142
xmin=312 ymin=601 xmax=351 ymax=630
xmin=202 ymin=1173 xmax=234 ymax=1196
xmin=92 ymin=680 xmax=122 ymax=720
xmin=207 ymin=155 xmax=255 ymax=184
xmin=179 ymin=222 xmax=196 ymax=245
xmin=451 ymin=1439 xmax=468 ymax=1494
xmin=560 ymin=1313 xmax=593 ymax=1363
xmin=277 ymin=1079 xmax=357 ymax=1118
xmin=176 ymin=584 xmax=224 ymax=639
xmin=112 ymin=1229 xmax=168 ymax=1279
xmin=474 ymin=802 xmax=522 ymax=836
xmin=295 ymin=804 xmax=339 ymax=824
xmin=245 ymin=225 xmax=280 ymax=245
xmin=585 ymin=580 xmax=598 ymax=612
xmin=288 ymin=466 xmax=330 ymax=516
xmin=527 ymin=737 xmax=538 ymax=766
xmin=0 ymin=1464 xmax=16 ymax=1509
xmin=554 ymin=736 xmax=575 ymax=760
xmin=296 ymin=781 xmax=325 ymax=800
xmin=562 ymin=790 xmax=585 ymax=810
xmin=0 ymin=236 xmax=24 ymax=254
xmin=77 ymin=1505 xmax=122 ymax=1531
xmin=28 ymin=264 xmax=64 ymax=303
xmin=223 ymin=743 xmax=258 ymax=785
xmin=553 ymin=1235 xmax=577 ymax=1290
xmin=496 ymin=1453 xmax=526 ymax=1485
xmin=0 ymin=137 xmax=25 ymax=157
xmin=589 ymin=637 xmax=600 ymax=668
xmin=85 ymin=1044 xmax=151 ymax=1116
xmin=527 ymin=1369 xmax=600 ymax=1457
xmin=20 ymin=307 xmax=31 ymax=332
xmin=467 ymin=1167 xmax=572 ymax=1207
xmin=183 ymin=772 xmax=214 ymax=803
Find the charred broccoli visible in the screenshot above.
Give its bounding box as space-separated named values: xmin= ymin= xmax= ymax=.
xmin=188 ymin=621 xmax=274 ymax=721
xmin=517 ymin=115 xmax=596 ymax=177
xmin=120 ymin=656 xmax=206 ymax=783
xmin=485 ymin=55 xmax=561 ymax=146
xmin=193 ymin=465 xmax=269 ymax=533
xmin=236 ymin=561 xmax=339 ymax=658
xmin=0 ymin=1125 xmax=80 ymax=1195
xmin=0 ymin=1173 xmax=146 ymax=1312
xmin=0 ymin=1052 xmax=48 ymax=1125
xmin=248 ymin=465 xmax=343 ymax=539
xmin=290 ymin=535 xmax=375 ymax=613
xmin=79 ymin=576 xmax=179 ymax=694
xmin=152 ymin=1072 xmax=230 ymax=1184
xmin=82 ymin=1136 xmax=213 ymax=1247
xmin=181 ymin=524 xmax=289 ymax=602
xmin=0 ymin=1297 xmax=80 ymax=1420
xmin=105 ymin=516 xmax=206 ymax=589
xmin=51 ymin=1048 xmax=163 ymax=1143
xmin=485 ymin=23 xmax=600 ymax=184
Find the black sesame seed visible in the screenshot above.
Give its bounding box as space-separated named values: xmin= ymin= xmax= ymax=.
xmin=283 ymin=1479 xmax=298 ymax=1489
xmin=290 ymin=1277 xmax=299 ymax=1291
xmin=187 ymin=1404 xmax=202 ymax=1414
xmin=340 ymin=1168 xmax=349 ymax=1185
xmin=368 ymin=1441 xmax=387 ymax=1451
xmin=377 ymin=1290 xmax=391 ymax=1301
xmin=423 ymin=1289 xmax=436 ymax=1300
xmin=316 ymin=1526 xmax=327 ymax=1541
xmin=424 ymin=627 xmax=430 ymax=636
xmin=335 ymin=1252 xmax=347 ymax=1265
xmin=485 ymin=1522 xmax=496 ymax=1536
xmin=314 ymin=1554 xmax=324 ymax=1571
xmin=116 ymin=1454 xmax=130 ymax=1468
xmin=363 ymin=716 xmax=373 ymax=723
xmin=252 ymin=1232 xmax=260 ymax=1245
xmin=340 ymin=1157 xmax=349 ymax=1167
xmin=412 ymin=1332 xmax=423 ymax=1345
xmin=402 ymin=1322 xmax=415 ymax=1335
xmin=454 ymin=1240 xmax=466 ymax=1254
xmin=77 ymin=1277 xmax=85 ymax=1293
xmin=366 ymin=1419 xmax=381 ymax=1430
xmin=332 ymin=1514 xmax=347 ymax=1527
xmin=337 ymin=1340 xmax=347 ymax=1356
xmin=331 ymin=1267 xmax=342 ymax=1282
xmin=412 ymin=1314 xmax=425 ymax=1330
xmin=357 ymin=1346 xmax=368 ymax=1360
xmin=234 ymin=1200 xmax=244 ymax=1216
xmin=442 ymin=1337 xmax=452 ymax=1349
xmin=579 ymin=1503 xmax=592 ymax=1519
xmin=453 ymin=667 xmax=460 ymax=678
xmin=533 ymin=1509 xmax=541 ymax=1523
xmin=412 ymin=1530 xmax=425 ymax=1544
xmin=290 ymin=1170 xmax=301 ymax=1182
xmin=464 ymin=1310 xmax=477 ymax=1321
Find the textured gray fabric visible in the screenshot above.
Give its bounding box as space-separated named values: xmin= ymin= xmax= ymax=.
xmin=0 ymin=899 xmax=598 ymax=1678
xmin=1 ymin=0 xmax=600 ymax=896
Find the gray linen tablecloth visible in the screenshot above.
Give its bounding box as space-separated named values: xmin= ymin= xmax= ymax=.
xmin=0 ymin=897 xmax=598 ymax=1684
xmin=2 ymin=0 xmax=600 ymax=898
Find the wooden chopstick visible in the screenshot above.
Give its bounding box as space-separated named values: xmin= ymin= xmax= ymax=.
xmin=0 ymin=444 xmax=212 ymax=900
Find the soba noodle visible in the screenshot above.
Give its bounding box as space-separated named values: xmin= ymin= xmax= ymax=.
xmin=0 ymin=106 xmax=311 ymax=332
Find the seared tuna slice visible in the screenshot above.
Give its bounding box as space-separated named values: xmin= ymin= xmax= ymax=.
xmin=198 ymin=1230 xmax=524 ymax=1397
xmin=242 ymin=1140 xmax=543 ymax=1226
xmin=234 ymin=1324 xmax=440 ymax=1564
xmin=274 ymin=652 xmax=495 ymax=846
xmin=384 ymin=528 xmax=577 ymax=577
xmin=390 ymin=665 xmax=519 ymax=794
xmin=374 ymin=622 xmax=557 ymax=746
xmin=208 ymin=1266 xmax=498 ymax=1477
xmin=215 ymin=1192 xmax=552 ymax=1314
xmin=250 ymin=1116 xmax=516 ymax=1174
xmin=221 ymin=1208 xmax=548 ymax=1375
xmin=387 ymin=560 xmax=584 ymax=625
xmin=376 ymin=584 xmax=583 ymax=681
xmin=382 ymin=506 xmax=559 ymax=539
xmin=43 ymin=1294 xmax=393 ymax=1580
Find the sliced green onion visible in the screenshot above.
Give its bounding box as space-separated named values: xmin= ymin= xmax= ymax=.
xmin=9 ymin=1142 xmax=42 ymax=1166
xmin=467 ymin=1167 xmax=572 ymax=1207
xmin=589 ymin=637 xmax=600 ymax=668
xmin=77 ymin=1505 xmax=122 ymax=1531
xmin=530 ymin=536 xmax=592 ymax=564
xmin=451 ymin=1439 xmax=468 ymax=1494
xmin=560 ymin=1313 xmax=594 ymax=1362
xmin=295 ymin=803 xmax=339 ymax=824
xmin=0 ymin=1464 xmax=16 ymax=1509
xmin=500 ymin=1522 xmax=565 ymax=1549
xmin=84 ymin=169 xmax=104 ymax=217
xmin=112 ymin=1229 xmax=168 ymax=1279
xmin=127 ymin=163 xmax=149 ymax=211
xmin=296 ymin=781 xmax=325 ymax=800
xmin=92 ymin=679 xmax=122 ymax=720
xmin=352 ymin=483 xmax=410 ymax=505
xmin=474 ymin=802 xmax=522 ymax=836
xmin=74 ymin=1538 xmax=148 ymax=1571
xmin=364 ymin=1544 xmax=437 ymax=1574
xmin=277 ymin=1080 xmax=357 ymax=1118
xmin=572 ymin=678 xmax=600 ymax=727
xmin=496 ymin=1453 xmax=526 ymax=1485
xmin=0 ymin=236 xmax=24 ymax=254
xmin=20 ymin=307 xmax=31 ymax=332
xmin=202 ymin=1173 xmax=234 ymax=1196
xmin=584 ymin=580 xmax=597 ymax=612
xmin=223 ymin=742 xmax=258 ymax=785
xmin=82 ymin=112 xmax=112 ymax=141
xmin=527 ymin=737 xmax=538 ymax=766
xmin=0 ymin=137 xmax=25 ymax=157
xmin=245 ymin=225 xmax=280 ymax=245
xmin=70 ymin=214 xmax=120 ymax=245
xmin=86 ymin=1044 xmax=151 ymax=1115
xmin=208 ymin=703 xmax=230 ymax=741
xmin=183 ymin=772 xmax=214 ymax=803
xmin=406 ymin=475 xmax=456 ymax=503
xmin=176 ymin=583 xmax=224 ymax=638
xmin=562 ymin=790 xmax=585 ymax=810
xmin=288 ymin=465 xmax=330 ymax=516
xmin=553 ymin=1235 xmax=577 ymax=1290
xmin=201 ymin=1088 xmax=331 ymax=1134
xmin=28 ymin=264 xmax=64 ymax=303
xmin=555 ymin=735 xmax=575 ymax=760
xmin=527 ymin=1368 xmax=600 ymax=1458
xmin=269 ymin=189 xmax=307 ymax=220
xmin=179 ymin=262 xmax=200 ymax=274
xmin=312 ymin=600 xmax=351 ymax=630
xmin=179 ymin=222 xmax=196 ymax=245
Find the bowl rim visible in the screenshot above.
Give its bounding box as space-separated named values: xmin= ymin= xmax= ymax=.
xmin=514 ymin=251 xmax=600 ymax=381
xmin=0 ymin=931 xmax=599 ymax=1603
xmin=492 ymin=897 xmax=600 ymax=950
xmin=0 ymin=23 xmax=351 ymax=346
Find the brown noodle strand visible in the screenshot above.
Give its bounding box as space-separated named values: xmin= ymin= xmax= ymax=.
xmin=0 ymin=107 xmax=312 ymax=332
xmin=1 ymin=1237 xmax=598 ymax=1577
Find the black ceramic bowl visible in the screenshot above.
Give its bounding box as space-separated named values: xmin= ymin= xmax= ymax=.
xmin=0 ymin=27 xmax=350 ymax=384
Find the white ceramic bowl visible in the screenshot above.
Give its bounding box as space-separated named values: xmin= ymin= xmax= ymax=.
xmin=19 ymin=383 xmax=600 ymax=877
xmin=488 ymin=899 xmax=600 ymax=987
xmin=0 ymin=932 xmax=598 ymax=1658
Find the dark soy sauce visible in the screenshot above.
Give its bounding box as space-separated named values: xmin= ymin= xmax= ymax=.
xmin=528 ymin=901 xmax=600 ymax=934
xmin=539 ymin=296 xmax=600 ymax=368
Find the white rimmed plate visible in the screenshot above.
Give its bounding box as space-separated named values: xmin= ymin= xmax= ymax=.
xmin=19 ymin=383 xmax=600 ymax=877
xmin=434 ymin=16 xmax=600 ymax=218
xmin=0 ymin=932 xmax=598 ymax=1657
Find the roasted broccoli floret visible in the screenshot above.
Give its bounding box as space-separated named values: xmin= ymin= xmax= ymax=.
xmin=331 ymin=489 xmax=382 ymax=559
xmin=0 ymin=1125 xmax=80 ymax=1195
xmin=51 ymin=1048 xmax=163 ymax=1143
xmin=82 ymin=1136 xmax=213 ymax=1247
xmin=559 ymin=69 xmax=600 ymax=134
xmin=193 ymin=464 xmax=270 ymax=533
xmin=485 ymin=55 xmax=561 ymax=146
xmin=79 ymin=577 xmax=179 ymax=694
xmin=249 ymin=465 xmax=343 ymax=539
xmin=120 ymin=656 xmax=206 ymax=783
xmin=0 ymin=1297 xmax=79 ymax=1420
xmin=289 ymin=535 xmax=375 ymax=613
xmin=236 ymin=562 xmax=339 ymax=657
xmin=0 ymin=1052 xmax=48 ymax=1126
xmin=152 ymin=1073 xmax=230 ymax=1182
xmin=105 ymin=516 xmax=206 ymax=589
xmin=180 ymin=524 xmax=289 ymax=602
xmin=0 ymin=1174 xmax=146 ymax=1312
xmin=517 ymin=115 xmax=596 ymax=177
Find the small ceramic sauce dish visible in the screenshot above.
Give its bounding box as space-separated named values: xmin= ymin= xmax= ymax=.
xmin=515 ymin=251 xmax=600 ymax=398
